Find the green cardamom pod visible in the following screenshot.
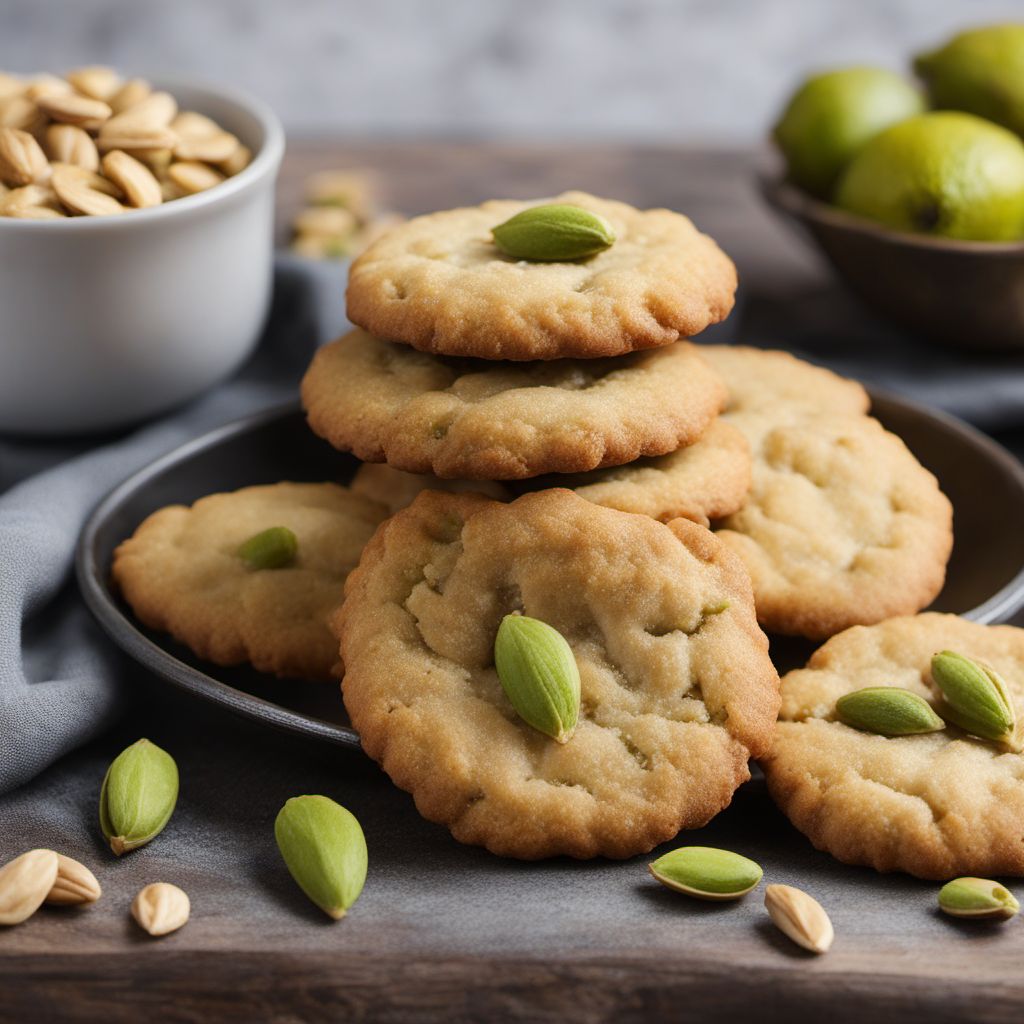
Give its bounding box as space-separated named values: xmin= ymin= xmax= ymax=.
xmin=938 ymin=877 xmax=1020 ymax=920
xmin=494 ymin=613 xmax=581 ymax=743
xmin=274 ymin=795 xmax=368 ymax=920
xmin=98 ymin=739 xmax=178 ymax=856
xmin=238 ymin=526 xmax=298 ymax=570
xmin=930 ymin=651 xmax=1018 ymax=747
xmin=648 ymin=846 xmax=763 ymax=901
xmin=492 ymin=204 xmax=616 ymax=261
xmin=835 ymin=687 xmax=945 ymax=736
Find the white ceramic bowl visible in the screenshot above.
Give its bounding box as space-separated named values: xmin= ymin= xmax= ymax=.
xmin=0 ymin=77 xmax=285 ymax=435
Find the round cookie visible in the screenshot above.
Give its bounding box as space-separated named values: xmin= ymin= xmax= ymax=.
xmin=352 ymin=418 xmax=751 ymax=525
xmin=351 ymin=463 xmax=512 ymax=514
xmin=700 ymin=344 xmax=870 ymax=421
xmin=302 ymin=330 xmax=727 ymax=480
xmin=336 ymin=488 xmax=780 ymax=860
xmin=346 ymin=191 xmax=737 ymax=361
xmin=763 ymin=614 xmax=1024 ymax=879
xmin=715 ymin=412 xmax=952 ymax=638
xmin=112 ymin=483 xmax=389 ymax=680
xmin=518 ymin=419 xmax=752 ymax=525
xmin=697 ymin=346 xmax=952 ymax=638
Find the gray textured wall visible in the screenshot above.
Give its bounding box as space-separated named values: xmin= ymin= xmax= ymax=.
xmin=2 ymin=0 xmax=1021 ymax=140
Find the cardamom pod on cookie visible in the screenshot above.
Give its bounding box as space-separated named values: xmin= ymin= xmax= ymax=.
xmin=492 ymin=203 xmax=616 ymax=261
xmin=99 ymin=738 xmax=179 ymax=855
xmin=274 ymin=795 xmax=368 ymax=920
xmin=494 ymin=613 xmax=581 ymax=743
xmin=835 ymin=686 xmax=945 ymax=736
xmin=930 ymin=651 xmax=1019 ymax=748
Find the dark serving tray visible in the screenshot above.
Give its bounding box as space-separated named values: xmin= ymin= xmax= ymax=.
xmin=76 ymin=393 xmax=1024 ymax=752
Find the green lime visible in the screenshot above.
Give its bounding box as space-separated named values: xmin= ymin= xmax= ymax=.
xmin=773 ymin=67 xmax=925 ymax=197
xmin=915 ymin=24 xmax=1024 ymax=137
xmin=834 ymin=111 xmax=1024 ymax=241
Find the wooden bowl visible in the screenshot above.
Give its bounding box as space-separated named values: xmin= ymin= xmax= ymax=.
xmin=759 ymin=173 xmax=1024 ymax=350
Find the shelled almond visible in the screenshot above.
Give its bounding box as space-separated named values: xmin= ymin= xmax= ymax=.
xmin=0 ymin=67 xmax=253 ymax=219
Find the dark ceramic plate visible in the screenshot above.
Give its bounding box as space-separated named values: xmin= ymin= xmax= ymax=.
xmin=77 ymin=395 xmax=1024 ymax=752
xmin=759 ymin=172 xmax=1024 ymax=351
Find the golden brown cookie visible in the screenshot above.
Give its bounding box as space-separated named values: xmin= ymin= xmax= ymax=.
xmin=350 ymin=463 xmax=512 ymax=514
xmin=112 ymin=483 xmax=388 ymax=680
xmin=700 ymin=345 xmax=870 ymax=420
xmin=346 ymin=191 xmax=737 ymax=361
xmin=336 ymin=488 xmax=779 ymax=860
xmin=353 ymin=418 xmax=750 ymax=525
xmin=698 ymin=346 xmax=952 ymax=638
xmin=518 ymin=419 xmax=752 ymax=525
xmin=301 ymin=330 xmax=727 ymax=479
xmin=763 ymin=614 xmax=1024 ymax=879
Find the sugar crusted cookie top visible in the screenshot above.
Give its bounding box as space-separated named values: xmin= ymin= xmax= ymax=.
xmin=764 ymin=614 xmax=1024 ymax=879
xmin=337 ymin=489 xmax=779 ymax=859
xmin=302 ymin=330 xmax=727 ymax=479
xmin=113 ymin=482 xmax=389 ymax=680
xmin=346 ymin=191 xmax=737 ymax=361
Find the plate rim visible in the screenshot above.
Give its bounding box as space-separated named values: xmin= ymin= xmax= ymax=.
xmin=75 ymin=390 xmax=1024 ymax=748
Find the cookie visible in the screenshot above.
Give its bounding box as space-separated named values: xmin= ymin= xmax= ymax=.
xmin=352 ymin=419 xmax=750 ymax=525
xmin=700 ymin=345 xmax=870 ymax=421
xmin=336 ymin=488 xmax=779 ymax=859
xmin=518 ymin=419 xmax=752 ymax=525
xmin=698 ymin=346 xmax=952 ymax=638
xmin=112 ymin=483 xmax=389 ymax=680
xmin=351 ymin=463 xmax=512 ymax=514
xmin=346 ymin=191 xmax=737 ymax=361
xmin=301 ymin=330 xmax=727 ymax=479
xmin=718 ymin=413 xmax=952 ymax=638
xmin=763 ymin=614 xmax=1024 ymax=879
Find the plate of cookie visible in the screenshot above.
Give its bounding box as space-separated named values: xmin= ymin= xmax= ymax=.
xmin=78 ymin=193 xmax=1024 ymax=872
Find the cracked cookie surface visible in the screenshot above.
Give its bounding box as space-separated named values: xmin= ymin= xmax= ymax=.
xmin=763 ymin=614 xmax=1024 ymax=879
xmin=346 ymin=191 xmax=737 ymax=361
xmin=113 ymin=483 xmax=389 ymax=680
xmin=302 ymin=330 xmax=727 ymax=479
xmin=336 ymin=488 xmax=779 ymax=859
xmin=700 ymin=346 xmax=952 ymax=639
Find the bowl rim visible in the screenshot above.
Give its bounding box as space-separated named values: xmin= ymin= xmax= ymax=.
xmin=758 ymin=167 xmax=1024 ymax=257
xmin=0 ymin=73 xmax=285 ymax=233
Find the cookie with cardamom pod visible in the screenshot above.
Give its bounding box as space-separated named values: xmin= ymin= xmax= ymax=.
xmin=699 ymin=345 xmax=953 ymax=638
xmin=336 ymin=488 xmax=779 ymax=860
xmin=302 ymin=329 xmax=727 ymax=480
xmin=762 ymin=613 xmax=1024 ymax=879
xmin=112 ymin=482 xmax=388 ymax=680
xmin=345 ymin=191 xmax=737 ymax=361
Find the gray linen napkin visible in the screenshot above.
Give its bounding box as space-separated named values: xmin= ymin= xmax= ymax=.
xmin=0 ymin=256 xmax=348 ymax=794
xmin=3 ymin=254 xmax=1024 ymax=797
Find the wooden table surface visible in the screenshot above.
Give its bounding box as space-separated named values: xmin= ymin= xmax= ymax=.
xmin=4 ymin=141 xmax=1023 ymax=1024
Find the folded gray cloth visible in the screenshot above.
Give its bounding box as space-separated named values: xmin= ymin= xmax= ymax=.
xmin=0 ymin=256 xmax=349 ymax=794
xmin=2 ymin=255 xmax=1024 ymax=797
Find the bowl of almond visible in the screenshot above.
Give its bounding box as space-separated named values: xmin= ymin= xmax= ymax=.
xmin=0 ymin=67 xmax=284 ymax=434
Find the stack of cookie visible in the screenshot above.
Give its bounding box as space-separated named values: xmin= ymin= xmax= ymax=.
xmin=112 ymin=190 xmax=962 ymax=868
xmin=301 ymin=191 xmax=749 ymax=527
